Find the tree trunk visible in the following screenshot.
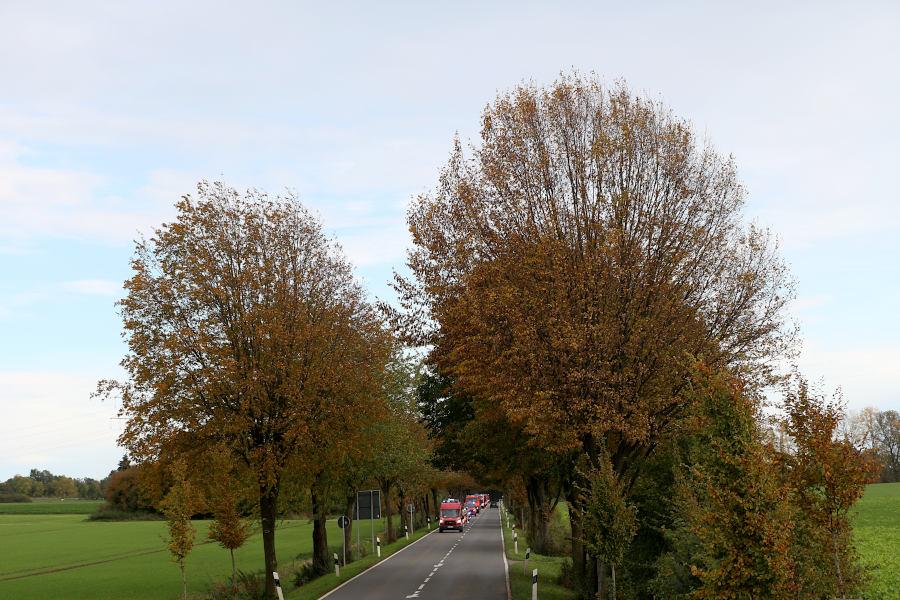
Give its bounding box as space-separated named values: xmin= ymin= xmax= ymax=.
xmin=311 ymin=478 xmax=330 ymax=575
xmin=597 ymin=557 xmax=606 ymax=600
xmin=180 ymin=561 xmax=187 ymax=600
xmin=344 ymin=491 xmax=356 ymax=563
xmin=230 ymin=548 xmax=237 ymax=599
xmin=259 ymin=485 xmax=279 ymax=598
xmin=832 ymin=526 xmax=846 ymax=598
xmin=611 ymin=562 xmax=617 ymax=600
xmin=570 ymin=501 xmax=596 ymax=599
xmin=526 ymin=474 xmax=552 ymax=554
xmin=381 ymin=479 xmax=395 ymax=543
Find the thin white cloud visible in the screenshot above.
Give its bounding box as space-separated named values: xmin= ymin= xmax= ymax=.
xmin=796 ymin=343 xmax=900 ymax=412
xmin=0 ymin=146 xmax=180 ymax=246
xmin=0 ymin=371 xmax=124 ymax=480
xmin=793 ymin=294 xmax=832 ymax=313
xmin=62 ymin=279 xmax=122 ymax=297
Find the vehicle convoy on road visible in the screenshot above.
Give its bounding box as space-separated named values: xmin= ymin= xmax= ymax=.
xmin=325 ymin=500 xmax=508 ymax=599
xmin=439 ymin=500 xmax=465 ymax=532
xmin=464 ymin=494 xmax=482 ymax=515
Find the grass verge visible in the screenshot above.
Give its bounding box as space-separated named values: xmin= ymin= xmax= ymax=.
xmin=499 ymin=505 xmax=575 ymax=600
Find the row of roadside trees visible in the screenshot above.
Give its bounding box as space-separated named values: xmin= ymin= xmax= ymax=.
xmin=96 ymin=184 xmax=456 ymax=597
xmin=100 ymin=73 xmax=885 ymax=600
xmin=400 ymin=74 xmax=881 ymax=599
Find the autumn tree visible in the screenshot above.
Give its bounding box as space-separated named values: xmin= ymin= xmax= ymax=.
xmin=398 ymin=73 xmax=794 ymax=594
xmin=206 ymin=451 xmax=252 ymax=596
xmin=416 ymin=365 xmax=567 ymax=554
xmin=371 ymin=354 xmax=431 ymax=542
xmin=674 ymin=368 xmax=796 ymax=599
xmin=103 ymin=464 xmax=160 ymax=513
xmin=97 ymin=182 xmax=391 ymax=598
xmin=779 ymin=377 xmax=879 ymax=598
xmin=576 ymin=451 xmax=637 ymax=599
xmin=160 ymin=459 xmax=203 ymax=600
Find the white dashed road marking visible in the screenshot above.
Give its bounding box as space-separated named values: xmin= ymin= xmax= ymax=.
xmin=403 ymin=511 xmax=484 ymax=597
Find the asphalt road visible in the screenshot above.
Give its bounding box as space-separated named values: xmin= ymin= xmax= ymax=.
xmin=322 ymin=507 xmax=509 ymax=600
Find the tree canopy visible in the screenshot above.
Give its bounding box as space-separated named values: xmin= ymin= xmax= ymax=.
xmin=98 ymin=182 xmax=392 ymax=596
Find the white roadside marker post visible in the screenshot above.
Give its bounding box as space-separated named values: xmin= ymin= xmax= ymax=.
xmin=334 ymin=552 xmax=340 ymax=577
xmin=376 ymin=536 xmax=381 ymax=558
xmin=514 ymin=530 xmax=518 ymax=555
xmin=273 ymin=572 xmax=285 ymax=600
xmin=531 ymin=569 xmax=538 ymax=600
xmin=405 ymin=524 xmax=409 ymax=540
xmin=524 ymin=547 xmax=531 ymax=575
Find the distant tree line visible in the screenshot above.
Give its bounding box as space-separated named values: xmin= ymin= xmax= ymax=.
xmin=839 ymin=408 xmax=899 ymax=482
xmin=0 ymin=468 xmax=105 ymax=500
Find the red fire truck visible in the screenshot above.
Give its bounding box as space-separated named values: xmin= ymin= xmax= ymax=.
xmin=464 ymin=494 xmax=482 ymax=516
xmin=439 ymin=500 xmax=465 ymax=532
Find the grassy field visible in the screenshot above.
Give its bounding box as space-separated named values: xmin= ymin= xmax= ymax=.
xmin=0 ymin=499 xmax=104 ymax=514
xmin=854 ymin=482 xmax=900 ymax=600
xmin=0 ymin=505 xmax=399 ymax=600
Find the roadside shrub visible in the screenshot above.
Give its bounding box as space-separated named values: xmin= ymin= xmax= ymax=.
xmin=207 ymin=570 xmax=267 ymax=600
xmin=350 ymin=543 xmax=369 ymax=561
xmin=0 ymin=493 xmax=31 ymax=503
xmin=292 ymin=561 xmax=317 ymax=587
xmin=544 ymin=505 xmax=570 ymax=556
xmin=556 ymin=558 xmax=574 ymax=587
xmin=88 ymin=507 xmax=164 ymax=521
xmin=556 ymin=556 xmax=595 ymax=597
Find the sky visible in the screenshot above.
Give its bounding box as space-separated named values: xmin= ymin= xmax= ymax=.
xmin=1 ymin=1 xmax=898 ymax=480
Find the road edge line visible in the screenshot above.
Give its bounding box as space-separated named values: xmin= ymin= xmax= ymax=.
xmin=499 ymin=509 xmax=511 ymax=600
xmin=316 ymin=527 xmax=436 ymax=599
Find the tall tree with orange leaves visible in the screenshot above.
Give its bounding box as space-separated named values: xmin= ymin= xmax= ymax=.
xmin=97 ymin=182 xmax=391 ymax=598
xmin=780 ymin=376 xmax=879 ymax=598
xmin=398 ymin=73 xmax=795 ymax=595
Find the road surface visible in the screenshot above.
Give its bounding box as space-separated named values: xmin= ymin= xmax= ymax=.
xmin=322 ymin=507 xmax=508 ymax=600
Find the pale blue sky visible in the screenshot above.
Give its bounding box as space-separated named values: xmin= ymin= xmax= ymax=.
xmin=1 ymin=1 xmax=898 ymax=480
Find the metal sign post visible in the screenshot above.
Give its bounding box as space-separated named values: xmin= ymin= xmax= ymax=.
xmin=356 ymin=490 xmax=381 ymax=559
xmin=337 ymin=516 xmax=349 ymax=566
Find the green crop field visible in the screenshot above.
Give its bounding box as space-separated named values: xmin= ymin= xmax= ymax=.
xmin=854 ymin=482 xmax=900 ymax=600
xmin=0 ymin=499 xmax=104 ymax=515
xmin=0 ymin=505 xmax=391 ymax=600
